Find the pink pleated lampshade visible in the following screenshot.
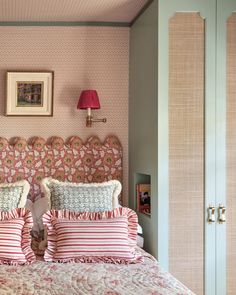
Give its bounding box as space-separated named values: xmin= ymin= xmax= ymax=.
xmin=77 ymin=90 xmax=101 ymax=109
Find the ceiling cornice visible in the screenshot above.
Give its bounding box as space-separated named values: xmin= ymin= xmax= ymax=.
xmin=0 ymin=21 xmax=130 ymax=27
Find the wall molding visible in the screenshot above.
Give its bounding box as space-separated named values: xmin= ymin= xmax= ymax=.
xmin=0 ymin=21 xmax=130 ymax=27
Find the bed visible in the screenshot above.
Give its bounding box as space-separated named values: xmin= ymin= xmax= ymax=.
xmin=0 ymin=135 xmax=195 ymax=295
xmin=0 ymin=249 xmax=193 ymax=295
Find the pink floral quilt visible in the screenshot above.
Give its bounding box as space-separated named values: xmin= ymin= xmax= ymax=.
xmin=0 ymin=249 xmax=195 ymax=295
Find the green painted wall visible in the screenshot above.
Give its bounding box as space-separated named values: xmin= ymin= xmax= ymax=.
xmin=129 ymin=0 xmax=159 ymax=259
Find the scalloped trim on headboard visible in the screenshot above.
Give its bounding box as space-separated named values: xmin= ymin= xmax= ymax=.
xmin=0 ymin=135 xmax=122 ymax=202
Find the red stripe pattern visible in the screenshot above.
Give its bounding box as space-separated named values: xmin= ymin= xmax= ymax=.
xmin=43 ymin=207 xmax=143 ymax=264
xmin=0 ymin=208 xmax=35 ymax=264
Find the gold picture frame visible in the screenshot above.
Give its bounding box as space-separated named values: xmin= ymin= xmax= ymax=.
xmin=6 ymin=71 xmax=54 ymax=116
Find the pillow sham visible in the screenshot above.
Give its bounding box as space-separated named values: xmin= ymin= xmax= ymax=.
xmin=0 ymin=180 xmax=30 ymax=211
xmin=0 ymin=208 xmax=35 ymax=265
xmin=43 ymin=207 xmax=143 ymax=264
xmin=41 ymin=178 xmax=122 ymax=212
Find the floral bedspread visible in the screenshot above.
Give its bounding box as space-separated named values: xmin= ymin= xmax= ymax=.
xmin=0 ymin=249 xmax=195 ymax=295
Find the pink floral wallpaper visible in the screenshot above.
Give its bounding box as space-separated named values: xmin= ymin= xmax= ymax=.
xmin=0 ymin=26 xmax=129 ymax=204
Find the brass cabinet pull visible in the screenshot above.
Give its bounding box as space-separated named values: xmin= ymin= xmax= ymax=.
xmin=208 ymin=205 xmax=215 ymax=223
xmin=218 ymin=204 xmax=226 ymax=224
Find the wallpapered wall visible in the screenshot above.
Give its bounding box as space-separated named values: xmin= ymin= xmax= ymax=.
xmin=0 ymin=26 xmax=129 ymax=204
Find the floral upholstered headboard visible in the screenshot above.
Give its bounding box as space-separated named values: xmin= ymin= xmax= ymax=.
xmin=0 ymin=135 xmax=122 ymax=202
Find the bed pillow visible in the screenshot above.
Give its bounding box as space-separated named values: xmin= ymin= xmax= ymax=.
xmin=0 ymin=180 xmax=30 ymax=211
xmin=0 ymin=208 xmax=36 ymax=265
xmin=43 ymin=207 xmax=143 ymax=264
xmin=41 ymin=178 xmax=122 ymax=212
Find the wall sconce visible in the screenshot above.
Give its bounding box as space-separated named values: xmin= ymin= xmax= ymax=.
xmin=77 ymin=90 xmax=107 ymax=127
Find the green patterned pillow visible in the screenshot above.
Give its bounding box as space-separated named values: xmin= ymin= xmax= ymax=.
xmin=41 ymin=178 xmax=122 ymax=212
xmin=0 ymin=180 xmax=30 ymax=211
xmin=49 ymin=184 xmax=115 ymax=212
xmin=0 ymin=187 xmax=23 ymax=211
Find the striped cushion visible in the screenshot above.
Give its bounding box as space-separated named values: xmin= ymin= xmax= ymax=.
xmin=43 ymin=207 xmax=143 ymax=264
xmin=0 ymin=208 xmax=35 ymax=264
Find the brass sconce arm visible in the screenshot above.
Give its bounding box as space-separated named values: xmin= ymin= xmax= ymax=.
xmin=86 ymin=115 xmax=107 ymax=127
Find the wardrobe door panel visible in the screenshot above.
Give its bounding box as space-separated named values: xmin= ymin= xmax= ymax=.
xmin=226 ymin=12 xmax=236 ymax=295
xmin=169 ymin=13 xmax=205 ymax=295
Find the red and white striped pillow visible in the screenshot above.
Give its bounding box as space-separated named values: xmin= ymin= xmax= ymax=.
xmin=43 ymin=207 xmax=143 ymax=264
xmin=0 ymin=208 xmax=35 ymax=265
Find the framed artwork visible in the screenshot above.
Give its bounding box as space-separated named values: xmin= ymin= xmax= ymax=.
xmin=136 ymin=183 xmax=151 ymax=215
xmin=6 ymin=71 xmax=54 ymax=116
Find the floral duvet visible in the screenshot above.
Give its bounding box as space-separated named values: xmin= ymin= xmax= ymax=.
xmin=0 ymin=249 xmax=194 ymax=295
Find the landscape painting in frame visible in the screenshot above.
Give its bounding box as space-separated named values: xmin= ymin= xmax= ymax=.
xmin=6 ymin=71 xmax=53 ymax=116
xmin=17 ymin=82 xmax=43 ymax=107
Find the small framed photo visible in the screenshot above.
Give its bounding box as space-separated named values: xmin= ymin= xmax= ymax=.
xmin=136 ymin=183 xmax=151 ymax=215
xmin=6 ymin=71 xmax=53 ymax=116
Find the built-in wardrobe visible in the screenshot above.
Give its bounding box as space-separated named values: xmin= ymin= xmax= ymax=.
xmin=129 ymin=0 xmax=236 ymax=294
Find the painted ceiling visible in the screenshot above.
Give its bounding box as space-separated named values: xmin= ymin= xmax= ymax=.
xmin=0 ymin=0 xmax=149 ymax=23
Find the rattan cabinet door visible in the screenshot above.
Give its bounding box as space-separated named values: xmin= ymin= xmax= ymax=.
xmin=169 ymin=12 xmax=205 ymax=295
